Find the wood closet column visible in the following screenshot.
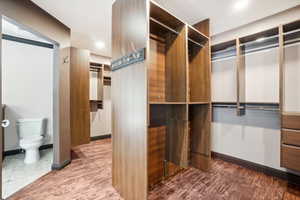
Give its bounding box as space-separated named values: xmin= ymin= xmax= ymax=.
xmin=69 ymin=47 xmax=90 ymax=147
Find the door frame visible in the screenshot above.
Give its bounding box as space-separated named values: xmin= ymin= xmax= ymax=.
xmin=0 ymin=16 xmax=60 ymax=199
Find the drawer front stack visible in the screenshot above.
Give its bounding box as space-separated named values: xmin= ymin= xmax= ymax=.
xmin=281 ymin=114 xmax=300 ymax=171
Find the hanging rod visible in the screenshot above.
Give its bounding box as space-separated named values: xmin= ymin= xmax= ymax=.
xmin=212 ymin=46 xmax=236 ymax=54
xmin=242 ymin=43 xmax=279 ymax=55
xmin=212 ymin=104 xmax=238 ymax=109
xmin=245 ymin=104 xmax=279 ymax=111
xmin=150 ymin=17 xmax=204 ymax=48
xmin=283 ymin=27 xmax=300 ymax=36
xmin=239 ymin=34 xmax=279 ymax=47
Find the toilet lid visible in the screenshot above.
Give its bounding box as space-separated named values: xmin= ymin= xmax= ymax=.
xmin=20 ymin=136 xmax=43 ymax=145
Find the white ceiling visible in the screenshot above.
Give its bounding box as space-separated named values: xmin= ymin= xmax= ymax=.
xmin=32 ymin=0 xmax=300 ymax=57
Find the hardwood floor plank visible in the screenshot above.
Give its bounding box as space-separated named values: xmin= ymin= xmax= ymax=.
xmin=7 ymin=139 xmax=300 ymax=200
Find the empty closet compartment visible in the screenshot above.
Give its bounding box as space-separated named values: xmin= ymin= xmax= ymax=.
xmin=211 ymin=40 xmax=237 ymax=103
xmin=239 ymin=28 xmax=279 ymax=104
xmin=283 ymin=20 xmax=300 ymax=113
xmin=148 ymin=104 xmax=188 ymax=188
xmin=188 ymin=26 xmax=210 ymax=103
xmin=149 ymin=2 xmax=187 ymax=103
xmin=188 ymin=104 xmax=211 ymax=171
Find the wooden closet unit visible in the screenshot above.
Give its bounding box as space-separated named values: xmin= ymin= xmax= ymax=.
xmin=210 ymin=20 xmax=300 ymax=173
xmin=280 ymin=20 xmax=300 ymax=172
xmin=112 ymin=0 xmax=211 ymax=199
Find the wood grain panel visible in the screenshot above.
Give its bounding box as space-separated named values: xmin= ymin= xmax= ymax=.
xmin=70 ymin=47 xmax=90 ymax=147
xmin=112 ymin=0 xmax=148 ymax=199
xmin=148 ymin=126 xmax=166 ymax=188
xmin=193 ymin=19 xmax=210 ymax=37
xmin=57 ymin=47 xmax=71 ymax=166
xmin=236 ymin=38 xmax=246 ymax=115
xmin=189 ymin=41 xmax=210 ymax=102
xmin=189 ymin=104 xmax=211 ymax=171
xmin=166 ymin=105 xmax=188 ymax=168
xmin=165 ymin=27 xmax=187 ymax=102
xmin=282 ymin=129 xmax=300 ymax=147
xmin=281 ymin=145 xmax=300 ymax=171
xmin=149 ymin=38 xmax=166 ymax=102
xmin=282 ymin=114 xmax=300 ymax=130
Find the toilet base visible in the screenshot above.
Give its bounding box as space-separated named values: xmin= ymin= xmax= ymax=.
xmin=24 ymin=148 xmax=40 ymax=164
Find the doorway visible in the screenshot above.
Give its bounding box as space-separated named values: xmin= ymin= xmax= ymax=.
xmin=0 ymin=16 xmax=59 ymax=199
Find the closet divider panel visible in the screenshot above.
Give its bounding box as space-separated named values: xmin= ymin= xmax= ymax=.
xmin=236 ymin=38 xmax=246 ymax=115
xmin=165 ymin=27 xmax=187 ymax=102
xmin=189 ymin=104 xmax=211 ymax=171
xmin=112 ymin=0 xmax=148 ymax=199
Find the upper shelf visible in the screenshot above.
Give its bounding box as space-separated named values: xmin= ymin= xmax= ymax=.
xmin=188 ymin=25 xmax=208 ymax=45
xmin=150 ymin=1 xmax=184 ymax=32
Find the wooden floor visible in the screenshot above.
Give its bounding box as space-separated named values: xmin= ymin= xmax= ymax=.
xmin=8 ymin=139 xmax=300 ymax=200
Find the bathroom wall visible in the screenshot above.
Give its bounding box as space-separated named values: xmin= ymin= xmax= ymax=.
xmin=2 ymin=39 xmax=53 ymax=151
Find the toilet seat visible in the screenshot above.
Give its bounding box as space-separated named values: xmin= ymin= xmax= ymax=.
xmin=20 ymin=136 xmax=43 ymax=146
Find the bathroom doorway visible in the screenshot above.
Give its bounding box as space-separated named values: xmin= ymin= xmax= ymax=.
xmin=0 ymin=17 xmax=59 ymax=199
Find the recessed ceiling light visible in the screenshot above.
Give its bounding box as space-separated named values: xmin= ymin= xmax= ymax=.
xmin=95 ymin=41 xmax=105 ymax=49
xmin=233 ymin=0 xmax=249 ymax=11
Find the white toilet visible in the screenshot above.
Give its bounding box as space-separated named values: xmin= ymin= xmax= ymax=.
xmin=16 ymin=118 xmax=46 ymax=164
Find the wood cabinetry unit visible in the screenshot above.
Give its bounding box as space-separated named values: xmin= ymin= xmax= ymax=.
xmin=69 ymin=47 xmax=90 ymax=147
xmin=112 ymin=1 xmax=211 ymax=199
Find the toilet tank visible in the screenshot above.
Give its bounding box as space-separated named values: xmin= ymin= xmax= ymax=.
xmin=16 ymin=118 xmax=46 ymax=139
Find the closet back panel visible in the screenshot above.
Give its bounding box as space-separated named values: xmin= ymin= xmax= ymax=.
xmin=245 ymin=48 xmax=279 ymax=103
xmin=189 ymin=42 xmax=210 ymax=102
xmin=284 ymin=44 xmax=300 ymax=112
xmin=149 ymin=37 xmax=166 ymax=102
xmin=212 ymin=57 xmax=237 ymax=102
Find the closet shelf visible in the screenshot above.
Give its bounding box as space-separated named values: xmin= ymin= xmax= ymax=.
xmin=187 ymin=25 xmax=208 ymax=45
xmin=188 ymin=102 xmax=210 ymax=105
xmin=149 ymin=102 xmax=186 ymax=105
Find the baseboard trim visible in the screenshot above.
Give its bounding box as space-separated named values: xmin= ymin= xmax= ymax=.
xmin=51 ymin=159 xmax=71 ymax=170
xmin=4 ymin=144 xmax=53 ymax=157
xmin=212 ymin=151 xmax=300 ymax=185
xmin=90 ymin=134 xmax=111 ymax=141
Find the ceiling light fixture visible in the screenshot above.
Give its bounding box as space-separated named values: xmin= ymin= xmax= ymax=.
xmin=233 ymin=0 xmax=249 ymax=11
xmin=95 ymin=41 xmax=105 ymax=50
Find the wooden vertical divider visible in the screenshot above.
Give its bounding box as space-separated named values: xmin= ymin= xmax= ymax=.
xmin=236 ymin=38 xmax=246 ymax=116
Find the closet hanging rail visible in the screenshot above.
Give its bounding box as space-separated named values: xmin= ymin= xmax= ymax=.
xmin=150 ymin=17 xmax=205 ymax=48
xmin=239 ymin=34 xmax=279 ymax=47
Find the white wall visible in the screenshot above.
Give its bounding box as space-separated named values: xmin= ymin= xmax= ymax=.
xmin=245 ymin=48 xmax=279 ymax=103
xmin=284 ymin=43 xmax=300 ymax=113
xmin=212 ymin=108 xmax=285 ymax=171
xmin=212 ymin=57 xmax=237 ymax=102
xmin=90 ymin=70 xmax=112 ymax=137
xmin=2 ymin=40 xmax=53 ymax=151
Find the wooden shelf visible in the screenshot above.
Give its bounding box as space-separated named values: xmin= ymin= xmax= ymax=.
xmin=149 ymin=102 xmax=186 ymax=105
xmin=187 ymin=25 xmax=208 ymax=44
xmin=188 ymin=102 xmax=210 ymax=105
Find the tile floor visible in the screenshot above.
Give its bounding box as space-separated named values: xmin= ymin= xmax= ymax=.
xmin=2 ymin=148 xmax=53 ymax=199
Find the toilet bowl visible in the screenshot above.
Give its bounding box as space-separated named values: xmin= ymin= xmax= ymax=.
xmin=17 ymin=118 xmax=46 ymax=164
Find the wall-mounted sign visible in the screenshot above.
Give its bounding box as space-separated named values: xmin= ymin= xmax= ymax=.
xmin=112 ymin=48 xmax=146 ymax=71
